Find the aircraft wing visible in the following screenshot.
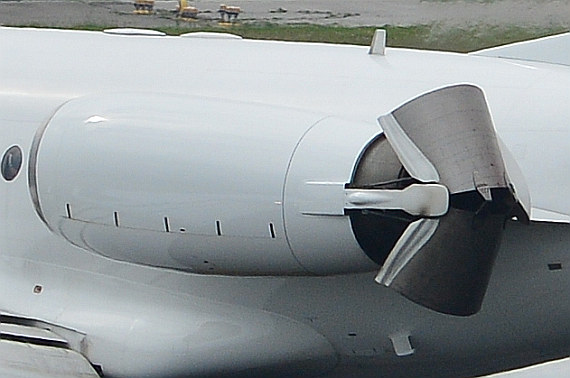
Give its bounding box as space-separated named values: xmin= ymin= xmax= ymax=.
xmin=473 ymin=32 xmax=570 ymax=66
xmin=0 ymin=315 xmax=100 ymax=378
xmin=480 ymin=357 xmax=570 ymax=378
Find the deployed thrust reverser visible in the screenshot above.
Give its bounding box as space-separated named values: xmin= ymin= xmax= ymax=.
xmin=30 ymin=85 xmax=528 ymax=316
xmin=349 ymin=85 xmax=529 ymax=315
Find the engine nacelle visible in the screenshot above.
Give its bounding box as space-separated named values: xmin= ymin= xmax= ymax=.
xmin=30 ymin=86 xmax=530 ymax=315
xmin=30 ymin=93 xmax=381 ymax=275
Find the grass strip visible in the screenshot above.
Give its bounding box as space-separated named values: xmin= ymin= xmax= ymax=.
xmin=43 ymin=23 xmax=570 ymax=52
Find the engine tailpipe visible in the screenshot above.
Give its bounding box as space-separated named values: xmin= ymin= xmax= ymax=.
xmin=349 ymin=85 xmax=527 ymax=316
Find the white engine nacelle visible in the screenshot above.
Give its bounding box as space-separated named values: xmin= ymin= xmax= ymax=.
xmin=30 ymin=86 xmax=530 ymax=315
xmin=30 ymin=93 xmax=382 ymax=275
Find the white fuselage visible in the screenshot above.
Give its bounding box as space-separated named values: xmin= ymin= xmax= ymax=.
xmin=1 ymin=27 xmax=570 ymax=377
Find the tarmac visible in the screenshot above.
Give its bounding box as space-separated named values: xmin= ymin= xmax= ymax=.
xmin=1 ymin=0 xmax=570 ymax=29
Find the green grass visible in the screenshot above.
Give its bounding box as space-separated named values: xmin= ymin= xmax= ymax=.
xmin=384 ymin=24 xmax=568 ymax=52
xmin=52 ymin=23 xmax=569 ymax=52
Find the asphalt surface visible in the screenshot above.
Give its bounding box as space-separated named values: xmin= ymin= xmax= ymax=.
xmin=1 ymin=0 xmax=570 ymax=29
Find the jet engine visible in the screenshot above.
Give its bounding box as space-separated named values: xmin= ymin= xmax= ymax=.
xmin=30 ymin=85 xmax=529 ymax=315
xmin=30 ymin=92 xmax=381 ymax=277
xmin=347 ymin=85 xmax=529 ymax=315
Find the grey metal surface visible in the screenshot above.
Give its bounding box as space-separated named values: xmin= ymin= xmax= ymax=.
xmin=375 ymin=85 xmax=519 ymax=315
xmin=390 ymin=85 xmax=508 ymax=196
xmin=0 ymin=340 xmax=100 ymax=378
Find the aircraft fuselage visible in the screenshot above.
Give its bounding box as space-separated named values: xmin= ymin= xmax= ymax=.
xmin=1 ymin=27 xmax=570 ymax=377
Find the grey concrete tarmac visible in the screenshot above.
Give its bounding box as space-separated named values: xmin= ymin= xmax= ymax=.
xmin=1 ymin=0 xmax=570 ymax=29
